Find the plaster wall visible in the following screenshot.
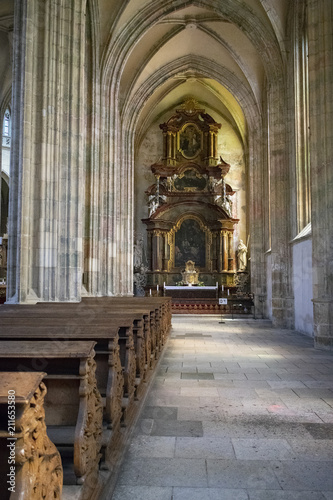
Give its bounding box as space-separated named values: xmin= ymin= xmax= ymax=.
xmin=293 ymin=237 xmax=313 ymax=336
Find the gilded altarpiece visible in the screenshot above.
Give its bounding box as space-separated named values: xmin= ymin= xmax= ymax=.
xmin=142 ymin=99 xmax=239 ymax=287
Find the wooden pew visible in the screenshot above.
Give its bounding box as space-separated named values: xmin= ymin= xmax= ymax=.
xmin=81 ymin=296 xmax=172 ymax=357
xmin=0 ymin=307 xmax=145 ymax=404
xmin=0 ymin=320 xmax=136 ymax=428
xmin=0 ymin=340 xmax=103 ymax=488
xmin=81 ymin=299 xmax=159 ymax=368
xmin=0 ymin=372 xmax=63 ymax=500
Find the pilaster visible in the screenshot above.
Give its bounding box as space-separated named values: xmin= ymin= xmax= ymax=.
xmin=308 ymin=0 xmax=333 ymax=348
xmin=268 ymin=78 xmax=295 ymax=329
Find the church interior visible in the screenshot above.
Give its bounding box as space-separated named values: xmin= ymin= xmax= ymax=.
xmin=0 ymin=0 xmax=332 ymax=499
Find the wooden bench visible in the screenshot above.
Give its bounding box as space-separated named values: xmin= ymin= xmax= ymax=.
xmin=0 ymin=306 xmax=144 ymax=407
xmin=81 ymin=297 xmax=172 ymax=359
xmin=1 ymin=302 xmax=154 ymax=385
xmin=0 ymin=372 xmax=63 ymax=500
xmin=0 ymin=340 xmax=103 ymax=488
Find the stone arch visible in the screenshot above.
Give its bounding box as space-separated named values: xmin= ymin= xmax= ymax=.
xmin=121 ymin=55 xmax=259 ymax=144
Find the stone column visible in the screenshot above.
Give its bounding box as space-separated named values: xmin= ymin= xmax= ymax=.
xmin=228 ymin=232 xmax=234 ymax=271
xmin=268 ymin=77 xmax=294 ymax=328
xmin=147 ymin=232 xmax=153 ymax=271
xmin=222 ymin=231 xmax=228 ymax=272
xmin=308 ymin=0 xmax=333 ymax=349
xmin=7 ymin=0 xmax=86 ymax=303
xmin=162 ymin=233 xmax=169 ymax=271
xmin=152 ymin=230 xmax=162 ymax=271
xmin=217 ymin=231 xmax=223 ymax=272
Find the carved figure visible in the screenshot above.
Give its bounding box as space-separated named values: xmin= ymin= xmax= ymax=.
xmin=133 ymin=234 xmax=144 ymax=271
xmin=148 ymin=196 xmax=159 ymax=216
xmin=237 ymin=239 xmax=248 ymax=271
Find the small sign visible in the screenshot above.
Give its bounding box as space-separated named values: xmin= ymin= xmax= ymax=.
xmin=219 ymin=298 xmax=228 ymax=305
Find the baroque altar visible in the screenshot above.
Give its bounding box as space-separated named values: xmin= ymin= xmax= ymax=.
xmin=142 ymin=98 xmax=239 ymax=289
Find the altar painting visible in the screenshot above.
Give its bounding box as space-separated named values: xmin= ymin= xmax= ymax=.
xmin=179 ymin=124 xmax=201 ymax=158
xmin=175 ymin=219 xmax=206 ymax=268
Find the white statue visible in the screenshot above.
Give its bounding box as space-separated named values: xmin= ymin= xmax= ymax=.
xmin=133 ymin=234 xmax=144 ymax=271
xmin=237 ymin=239 xmax=247 ymax=271
xmin=148 ymin=196 xmax=159 ymax=216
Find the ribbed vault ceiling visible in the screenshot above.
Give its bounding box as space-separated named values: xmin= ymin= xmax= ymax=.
xmin=0 ymin=0 xmax=290 ymax=147
xmin=98 ymin=0 xmax=290 ymax=146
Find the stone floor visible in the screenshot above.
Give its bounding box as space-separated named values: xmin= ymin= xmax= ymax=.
xmin=110 ymin=316 xmax=333 ymax=500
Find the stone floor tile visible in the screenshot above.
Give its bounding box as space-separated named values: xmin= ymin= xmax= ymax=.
xmin=232 ymin=438 xmax=296 ymax=460
xmin=127 ymin=435 xmax=176 ymax=458
xmin=150 ymin=419 xmax=203 ymax=437
xmin=203 ymin=420 xmax=266 ymax=438
xmin=217 ymin=387 xmax=258 ymax=399
xmin=180 ymin=387 xmax=219 ymax=397
xmin=247 ymin=490 xmax=326 ymax=499
xmin=180 ymin=372 xmax=200 ymax=380
xmin=302 ymin=423 xmax=333 ymax=439
xmin=141 ymin=406 xmax=178 ymax=420
xmin=214 ymin=372 xmax=248 ymax=380
xmin=304 ymin=381 xmax=333 ymax=388
xmin=110 ymin=318 xmax=333 ymax=499
xmin=292 ymin=388 xmax=333 ymax=399
xmin=323 ymin=493 xmax=333 ymax=500
xmin=111 ymin=485 xmax=173 ymax=500
xmin=267 ymin=381 xmax=308 ymax=389
xmin=315 ymin=412 xmax=333 ymax=423
xmin=207 ymin=458 xmax=281 ymax=489
xmin=288 ymin=438 xmax=333 ymax=461
xmin=272 ymin=460 xmax=333 ymax=490
xmin=117 ymin=457 xmax=208 ymax=487
xmin=177 ymin=405 xmax=225 ymax=422
xmin=172 ymin=487 xmax=249 ymax=500
xmin=175 ymin=436 xmax=235 ymax=459
xmin=145 ymin=395 xmax=200 ymax=407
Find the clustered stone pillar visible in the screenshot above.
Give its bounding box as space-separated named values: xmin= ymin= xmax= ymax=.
xmin=7 ymin=0 xmax=86 ymax=303
xmin=269 ymin=77 xmax=294 ymax=328
xmin=308 ymin=0 xmax=333 ymax=349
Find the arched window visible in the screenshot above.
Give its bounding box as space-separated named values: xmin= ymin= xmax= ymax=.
xmin=1 ymin=107 xmax=11 ymax=236
xmin=2 ymin=108 xmax=11 ymax=177
xmin=294 ymin=5 xmax=310 ymax=232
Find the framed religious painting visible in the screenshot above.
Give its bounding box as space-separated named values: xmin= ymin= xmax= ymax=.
xmin=178 ymin=124 xmax=202 ymax=159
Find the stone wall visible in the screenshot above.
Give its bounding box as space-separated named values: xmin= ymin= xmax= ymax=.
xmin=292 ymin=236 xmax=313 ymax=336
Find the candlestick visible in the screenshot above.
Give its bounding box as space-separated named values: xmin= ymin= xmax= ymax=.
xmin=149 ymin=289 xmax=152 ymax=296
xmin=222 ymin=285 xmax=224 ymax=292
xmin=227 ymin=289 xmax=230 ymax=296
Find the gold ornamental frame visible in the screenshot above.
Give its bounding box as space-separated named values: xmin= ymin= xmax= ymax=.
xmin=167 ymin=213 xmax=212 ymax=272
xmin=178 ymin=123 xmax=203 ymax=160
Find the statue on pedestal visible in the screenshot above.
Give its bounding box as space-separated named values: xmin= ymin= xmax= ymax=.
xmin=237 ymin=239 xmax=248 ymax=272
xmin=133 ymin=233 xmax=148 ymax=296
